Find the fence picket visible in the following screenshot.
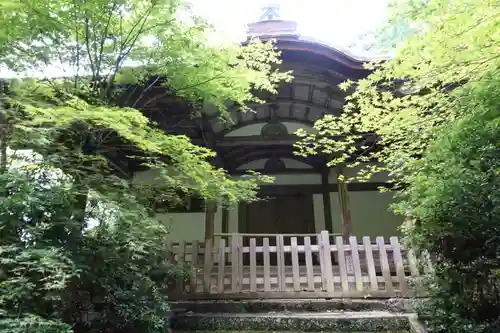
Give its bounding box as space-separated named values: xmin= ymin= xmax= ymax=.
xmin=177 ymin=241 xmax=186 ymax=292
xmin=263 ymin=237 xmax=271 ymax=291
xmin=407 ymin=248 xmax=424 ymax=295
xmin=217 ymin=238 xmax=226 ymax=293
xmin=190 ymin=240 xmax=199 ymax=292
xmin=249 ymin=237 xmax=257 ymax=292
xmin=317 ymin=233 xmax=326 ymax=289
xmin=238 ymin=235 xmax=244 ymax=288
xmin=291 ymin=237 xmax=301 ymax=291
xmin=203 ymin=238 xmax=213 ymax=293
xmin=376 ymin=236 xmax=394 ymax=293
xmin=336 ymin=236 xmax=349 ymax=292
xmin=304 ymin=236 xmax=315 ymax=291
xmin=166 ymin=240 xmax=174 ymax=263
xmin=320 ymin=231 xmax=335 ymax=293
xmin=276 ymin=235 xmax=286 ymax=291
xmin=407 ymin=249 xmax=420 ymax=277
xmin=422 ymin=251 xmax=434 ymax=274
xmin=390 ymin=237 xmax=408 ymax=294
xmin=231 ymin=234 xmax=239 ymax=292
xmin=349 ymin=236 xmax=363 ymax=291
xmin=362 ymin=236 xmax=378 ymax=291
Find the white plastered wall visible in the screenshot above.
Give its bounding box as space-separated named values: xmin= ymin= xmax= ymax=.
xmin=225 ymin=121 xmax=317 ymax=137
xmin=133 ymin=168 xmax=402 ymax=242
xmin=325 ymin=167 xmax=402 ymax=237
xmin=133 ymin=169 xmax=209 ymax=242
xmin=329 ymin=191 xmax=401 ymax=238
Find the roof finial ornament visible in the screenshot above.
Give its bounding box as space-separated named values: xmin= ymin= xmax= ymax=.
xmin=259 ymin=4 xmax=281 ymax=21
xmin=247 ymin=2 xmax=297 ymax=38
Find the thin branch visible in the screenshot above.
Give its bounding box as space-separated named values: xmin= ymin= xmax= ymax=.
xmin=177 ymin=71 xmax=228 ymax=92
xmin=142 ymin=71 xmax=228 ymax=108
xmin=95 ymin=0 xmax=119 ymax=80
xmin=84 ymin=18 xmax=97 ymax=80
xmin=74 ymin=1 xmax=81 ymax=90
xmin=102 ymin=6 xmax=155 ymax=101
xmin=133 ymin=76 xmax=160 ymax=107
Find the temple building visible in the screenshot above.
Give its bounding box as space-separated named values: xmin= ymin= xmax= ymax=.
xmin=133 ymin=5 xmax=402 ymax=244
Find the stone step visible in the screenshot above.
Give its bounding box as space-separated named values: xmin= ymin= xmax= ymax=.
xmin=170 ymin=298 xmax=414 ymax=314
xmin=171 ymin=310 xmax=418 ymax=332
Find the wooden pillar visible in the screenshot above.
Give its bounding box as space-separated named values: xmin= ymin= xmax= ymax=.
xmin=336 ymin=165 xmax=353 ymax=239
xmin=336 ymin=165 xmax=354 ymax=274
xmin=200 ymin=115 xmax=220 ymax=244
xmin=204 ymin=201 xmax=217 ymax=243
xmin=321 ymin=169 xmax=333 ymax=233
xmin=221 ymin=207 xmax=229 ymax=234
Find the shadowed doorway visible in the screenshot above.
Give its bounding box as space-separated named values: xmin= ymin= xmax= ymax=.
xmin=239 ymin=193 xmax=315 ymax=265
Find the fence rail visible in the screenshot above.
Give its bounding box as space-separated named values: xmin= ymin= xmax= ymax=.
xmin=166 ymin=231 xmax=432 ymax=299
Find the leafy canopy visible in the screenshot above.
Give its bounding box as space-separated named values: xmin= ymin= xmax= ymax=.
xmin=400 ymin=75 xmax=500 ymax=333
xmin=296 ymin=0 xmax=500 ymax=186
xmin=1 ymin=0 xmax=291 ymax=206
xmin=0 ymin=1 xmax=294 ymax=332
xmin=0 ymin=166 xmax=193 ymax=333
xmin=296 ymin=1 xmax=500 ymax=332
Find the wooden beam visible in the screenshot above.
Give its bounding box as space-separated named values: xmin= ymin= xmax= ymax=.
xmin=232 ymin=168 xmax=318 ymax=175
xmin=336 ymin=166 xmax=353 ymax=239
xmin=215 ymin=135 xmax=300 ymax=147
xmin=203 ymin=116 xmax=220 ymax=243
xmin=168 ymin=289 xmax=417 ymax=300
xmin=259 ymin=182 xmax=392 ymax=196
xmin=212 ymin=133 xmax=377 ymax=149
xmin=244 ymin=96 xmax=343 ymax=113
xmin=321 ymin=169 xmax=333 ymax=233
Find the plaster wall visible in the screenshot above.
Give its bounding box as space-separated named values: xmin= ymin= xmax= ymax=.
xmin=225 ymin=121 xmax=316 ymax=137
xmin=237 ymin=158 xmax=312 ymax=170
xmin=327 ymin=165 xmax=391 ymax=183
xmin=330 ymin=191 xmax=402 ymax=238
xmin=133 ymin=169 xmax=401 ymax=243
xmin=234 ymin=173 xmax=322 ymax=185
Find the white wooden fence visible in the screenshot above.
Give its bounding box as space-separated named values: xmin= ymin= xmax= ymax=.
xmin=166 ymin=231 xmax=432 ymax=299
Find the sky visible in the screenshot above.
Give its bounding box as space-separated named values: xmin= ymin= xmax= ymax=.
xmin=188 ymin=0 xmax=389 ymax=54
xmin=0 ymin=0 xmax=389 ymax=78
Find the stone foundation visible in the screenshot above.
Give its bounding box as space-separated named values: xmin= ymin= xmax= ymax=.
xmin=170 ymin=299 xmax=428 ymax=332
xmin=171 ymin=311 xmax=413 ymax=332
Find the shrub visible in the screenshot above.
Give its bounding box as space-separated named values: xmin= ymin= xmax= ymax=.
xmin=0 ymin=169 xmax=190 ymax=333
xmin=399 ymin=109 xmax=500 ymax=332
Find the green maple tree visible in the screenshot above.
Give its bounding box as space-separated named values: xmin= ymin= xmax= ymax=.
xmin=298 ymin=1 xmax=500 ymax=331
xmin=1 ymin=0 xmax=291 ymax=206
xmin=0 ymin=1 xmax=292 ymax=332
xmin=296 ymin=0 xmax=500 ymax=187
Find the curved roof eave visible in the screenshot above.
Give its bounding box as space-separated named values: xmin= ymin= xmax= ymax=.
xmin=245 ymin=34 xmax=390 ymax=74
xmin=291 ymin=35 xmax=390 ymax=63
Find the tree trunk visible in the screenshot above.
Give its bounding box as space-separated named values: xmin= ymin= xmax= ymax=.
xmin=336 ymin=165 xmax=352 ymax=239
xmin=0 ymin=82 xmax=7 ymax=173
xmin=204 ymin=201 xmax=217 ymax=243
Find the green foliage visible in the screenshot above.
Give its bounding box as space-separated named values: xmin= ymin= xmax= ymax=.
xmin=297 ymin=0 xmax=500 ymax=186
xmin=0 ymin=168 xmax=193 ymax=333
xmin=402 ymin=100 xmax=500 ymax=333
xmin=0 ymin=169 xmax=82 ymax=333
xmin=1 ymin=0 xmax=288 ymax=207
xmin=0 ymin=0 xmax=290 ymax=332
xmin=297 ymin=0 xmax=500 ymax=331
